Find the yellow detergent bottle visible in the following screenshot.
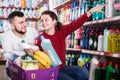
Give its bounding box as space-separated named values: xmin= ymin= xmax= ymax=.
xmin=115 ymin=28 xmax=119 ymax=52
xmin=111 ymin=29 xmax=116 ymax=52
xmin=118 ymin=32 xmax=120 ymax=53
xmin=111 ymin=28 xmax=119 ymax=53
xmin=107 ymin=29 xmax=114 ymax=52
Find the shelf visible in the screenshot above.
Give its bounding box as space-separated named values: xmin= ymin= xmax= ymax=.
xmin=0 ymin=6 xmax=37 ymax=9
xmin=0 ymin=16 xmax=37 ymax=21
xmin=36 ymin=0 xmax=48 ymax=8
xmin=0 ymin=59 xmax=6 ymax=65
xmin=83 ymin=16 xmax=120 ymax=27
xmin=66 ymin=48 xmax=120 ymax=58
xmin=81 ymin=49 xmax=120 ymax=58
xmin=53 ymin=0 xmax=79 ymax=9
xmin=26 ymin=18 xmax=37 ymax=21
xmin=66 ymin=48 xmax=81 ymax=52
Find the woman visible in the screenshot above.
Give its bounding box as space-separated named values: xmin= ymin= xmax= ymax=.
xmin=36 ymin=4 xmax=106 ymax=80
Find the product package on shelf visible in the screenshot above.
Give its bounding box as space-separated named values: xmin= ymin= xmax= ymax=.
xmin=9 ymin=62 xmax=59 ymax=80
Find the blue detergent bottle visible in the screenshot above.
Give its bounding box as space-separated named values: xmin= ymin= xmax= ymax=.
xmin=40 ymin=35 xmax=62 ymax=67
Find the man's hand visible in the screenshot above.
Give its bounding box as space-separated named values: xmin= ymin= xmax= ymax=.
xmin=24 ymin=46 xmax=39 ymax=55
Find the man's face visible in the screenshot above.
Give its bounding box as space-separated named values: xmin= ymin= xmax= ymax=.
xmin=12 ymin=16 xmax=27 ymax=34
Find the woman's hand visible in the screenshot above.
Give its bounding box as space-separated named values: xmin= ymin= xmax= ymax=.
xmin=91 ymin=4 xmax=106 ymax=13
xmin=87 ymin=4 xmax=107 ymax=17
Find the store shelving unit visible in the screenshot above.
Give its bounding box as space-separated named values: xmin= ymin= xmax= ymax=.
xmin=36 ymin=0 xmax=48 ymax=8
xmin=53 ymin=0 xmax=120 ymax=59
xmin=53 ymin=0 xmax=79 ymax=9
xmin=84 ymin=15 xmax=120 ymax=27
xmin=0 ymin=16 xmax=37 ymax=21
xmin=82 ymin=15 xmax=120 ymax=58
xmin=66 ymin=48 xmax=120 ymax=58
xmin=0 ymin=6 xmax=37 ymax=20
xmin=66 ymin=48 xmax=81 ymax=52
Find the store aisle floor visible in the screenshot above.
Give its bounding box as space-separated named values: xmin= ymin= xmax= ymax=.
xmin=0 ymin=65 xmax=10 ymax=80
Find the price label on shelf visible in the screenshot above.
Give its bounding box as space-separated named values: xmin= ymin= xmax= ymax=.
xmin=113 ymin=16 xmax=120 ymax=21
xmin=94 ymin=51 xmax=99 ymax=55
xmin=99 ymin=52 xmax=104 ymax=55
xmin=98 ymin=20 xmax=102 ymax=23
xmin=90 ymin=51 xmax=95 ymax=54
xmin=82 ymin=49 xmax=86 ymax=53
xmin=104 ymin=18 xmax=109 ymax=22
xmin=87 ymin=50 xmax=90 ymax=53
xmin=112 ymin=54 xmax=119 ymax=57
xmin=92 ymin=21 xmax=97 ymax=24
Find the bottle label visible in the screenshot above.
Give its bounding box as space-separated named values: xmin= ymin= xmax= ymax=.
xmin=89 ymin=38 xmax=93 ymax=45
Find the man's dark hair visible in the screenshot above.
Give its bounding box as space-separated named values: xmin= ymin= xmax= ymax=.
xmin=8 ymin=11 xmax=24 ymax=23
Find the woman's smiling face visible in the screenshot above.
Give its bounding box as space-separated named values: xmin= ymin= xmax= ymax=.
xmin=40 ymin=14 xmax=56 ymax=31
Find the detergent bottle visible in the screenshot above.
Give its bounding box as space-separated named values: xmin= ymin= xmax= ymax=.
xmin=40 ymin=35 xmax=62 ymax=67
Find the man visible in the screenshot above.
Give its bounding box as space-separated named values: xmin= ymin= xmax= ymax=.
xmin=1 ymin=11 xmax=38 ymax=78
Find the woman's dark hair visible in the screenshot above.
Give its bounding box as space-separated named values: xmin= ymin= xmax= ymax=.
xmin=8 ymin=11 xmax=24 ymax=23
xmin=41 ymin=10 xmax=62 ymax=30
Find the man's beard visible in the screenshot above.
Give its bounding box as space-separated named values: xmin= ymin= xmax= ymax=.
xmin=15 ymin=28 xmax=26 ymax=34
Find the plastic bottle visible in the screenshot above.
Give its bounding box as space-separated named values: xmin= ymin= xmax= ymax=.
xmin=93 ymin=27 xmax=98 ymax=50
xmin=0 ymin=8 xmax=3 ymax=17
xmin=112 ymin=28 xmax=119 ymax=52
xmin=89 ymin=56 xmax=99 ymax=80
xmin=70 ymin=54 xmax=75 ymax=66
xmin=28 ymin=8 xmax=33 ymax=18
xmin=32 ymin=8 xmax=36 ymax=18
xmin=84 ymin=27 xmax=89 ymax=49
xmin=40 ymin=35 xmax=62 ymax=67
xmin=74 ymin=53 xmax=79 ymax=65
xmin=116 ymin=29 xmax=120 ymax=52
xmin=0 ymin=20 xmax=3 ymax=32
xmin=58 ymin=10 xmax=62 ymax=22
xmin=95 ymin=63 xmax=101 ymax=80
xmin=89 ymin=30 xmax=94 ymax=50
xmin=78 ymin=54 xmax=85 ymax=67
xmin=73 ymin=2 xmax=78 ymax=20
xmin=106 ymin=61 xmax=114 ymax=80
xmin=72 ymin=2 xmax=76 ymax=21
xmin=80 ymin=27 xmax=85 ymax=49
xmin=66 ymin=35 xmax=70 ymax=48
xmin=66 ymin=53 xmax=71 ymax=66
xmin=9 ymin=0 xmax=15 ymax=6
xmin=3 ymin=8 xmax=8 ymax=18
xmin=110 ymin=64 xmax=120 ymax=80
xmin=97 ymin=32 xmax=103 ymax=51
xmin=71 ymin=32 xmax=75 ymax=48
xmin=7 ymin=8 xmax=12 ymax=16
xmin=92 ymin=0 xmax=99 ymax=20
xmin=103 ymin=27 xmax=109 ymax=51
xmin=83 ymin=54 xmax=91 ymax=70
xmin=26 ymin=0 xmax=31 ymax=8
xmin=99 ymin=0 xmax=105 ymax=19
xmin=105 ymin=0 xmax=113 ymax=17
xmin=15 ymin=0 xmax=20 ymax=7
xmin=107 ymin=29 xmax=114 ymax=52
xmin=118 ymin=30 xmax=120 ymax=52
xmin=20 ymin=0 xmax=26 ymax=8
xmin=24 ymin=8 xmax=28 ymax=18
xmin=82 ymin=27 xmax=86 ymax=49
xmin=101 ymin=63 xmax=106 ymax=80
